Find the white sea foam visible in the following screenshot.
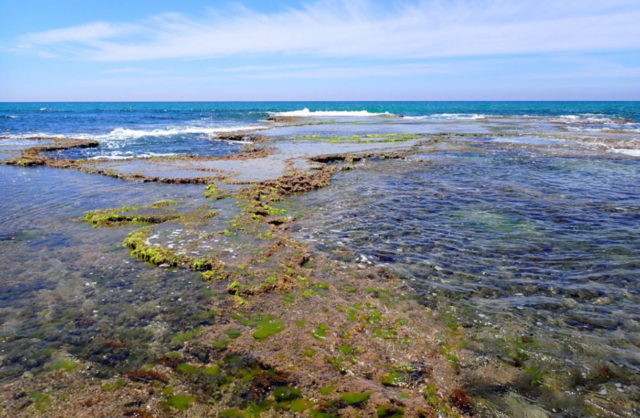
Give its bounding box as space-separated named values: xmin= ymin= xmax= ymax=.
xmin=88 ymin=124 xmax=268 ymax=140
xmin=612 ymin=149 xmax=640 ymax=157
xmin=566 ymin=124 xmax=640 ymax=133
xmin=403 ymin=113 xmax=486 ymax=120
xmin=552 ymin=114 xmax=624 ymax=124
xmin=270 ymin=108 xmax=395 ymax=117
xmin=5 ymin=124 xmax=267 ymax=142
xmin=89 ymin=152 xmax=178 ymax=160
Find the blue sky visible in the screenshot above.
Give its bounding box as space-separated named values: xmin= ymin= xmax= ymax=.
xmin=1 ymin=0 xmax=639 ymax=101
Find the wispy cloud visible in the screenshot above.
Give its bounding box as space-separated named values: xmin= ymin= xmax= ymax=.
xmin=102 ymin=67 xmax=148 ymax=74
xmin=238 ymin=63 xmax=450 ymax=79
xmin=15 ymin=0 xmax=640 ymax=62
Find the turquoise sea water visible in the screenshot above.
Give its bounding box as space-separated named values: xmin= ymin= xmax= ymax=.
xmin=2 ymin=101 xmax=638 ymax=159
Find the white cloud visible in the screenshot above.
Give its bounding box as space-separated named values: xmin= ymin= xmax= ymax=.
xmin=14 ymin=0 xmax=640 ymax=62
xmin=102 ymin=67 xmax=147 ymax=74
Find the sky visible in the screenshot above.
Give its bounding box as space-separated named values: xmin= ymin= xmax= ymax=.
xmin=1 ymin=0 xmax=639 ymax=101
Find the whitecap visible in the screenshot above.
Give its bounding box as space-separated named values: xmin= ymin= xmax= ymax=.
xmin=89 ymin=152 xmax=178 ymax=160
xmin=403 ymin=113 xmax=486 ymax=120
xmin=270 ymin=108 xmax=396 ymax=117
xmin=612 ymin=149 xmax=640 ymax=157
xmin=95 ymin=124 xmax=267 ymax=140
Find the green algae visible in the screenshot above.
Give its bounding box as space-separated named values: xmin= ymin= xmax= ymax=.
xmin=423 ymin=384 xmax=439 ymax=405
xmin=170 ymin=326 xmax=202 ymax=345
xmin=220 ymin=408 xmax=246 ymax=417
xmin=381 ymin=370 xmax=407 ymax=387
xmin=203 ymin=364 xmax=221 ymax=376
xmin=204 ymin=183 xmax=230 ymax=200
xmin=122 ymin=227 xmax=233 ymax=281
xmin=337 ymin=345 xmax=355 ymax=355
xmin=46 ymin=358 xmax=78 ymax=372
xmin=100 ymin=378 xmax=126 ymax=391
xmin=176 ymin=363 xmax=200 ymax=375
xmin=340 ymin=391 xmax=371 ymax=405
xmin=149 ymin=199 xmax=182 ymax=208
xmin=82 ymin=201 xmax=181 ymax=227
xmin=289 ymin=398 xmax=314 ymax=412
xmin=293 ymin=133 xmax=422 ymax=144
xmin=165 ymin=394 xmax=195 ymax=410
xmin=29 ymin=391 xmax=51 ymax=412
xmin=252 ymin=318 xmax=286 ymax=341
xmin=441 ymin=344 xmax=459 ymax=370
xmin=224 ymin=328 xmax=243 ymax=339
xmin=319 ymin=385 xmax=336 ymax=395
xmin=301 ymin=346 xmax=317 ymax=357
xmin=213 ymin=338 xmax=230 ymax=349
xmin=377 ymin=406 xmax=405 ymax=417
xmin=312 ymin=323 xmax=329 ymax=340
xmin=273 ymin=386 xmax=302 ymax=401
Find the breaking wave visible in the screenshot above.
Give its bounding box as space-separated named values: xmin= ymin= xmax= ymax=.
xmin=402 ymin=113 xmax=487 ymax=120
xmin=270 ymin=108 xmax=396 ymax=117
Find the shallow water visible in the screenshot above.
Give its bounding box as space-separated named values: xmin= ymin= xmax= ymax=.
xmin=2 ymin=102 xmax=640 ymax=415
xmin=45 ymin=135 xmax=243 ymax=160
xmin=287 ymin=144 xmax=640 ymax=415
xmin=0 ymin=166 xmax=215 ymax=382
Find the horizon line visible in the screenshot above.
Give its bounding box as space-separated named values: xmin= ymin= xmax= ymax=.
xmin=2 ymin=100 xmax=640 ymax=104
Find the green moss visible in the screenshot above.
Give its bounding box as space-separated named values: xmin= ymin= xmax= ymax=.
xmin=165 ymin=394 xmax=195 ymax=410
xmin=340 ymin=392 xmax=371 ymax=405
